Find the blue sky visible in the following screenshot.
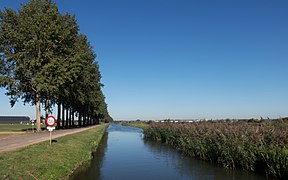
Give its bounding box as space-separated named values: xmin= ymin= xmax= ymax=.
xmin=0 ymin=0 xmax=288 ymax=120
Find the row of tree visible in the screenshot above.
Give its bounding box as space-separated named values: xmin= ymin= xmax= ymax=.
xmin=0 ymin=0 xmax=112 ymax=131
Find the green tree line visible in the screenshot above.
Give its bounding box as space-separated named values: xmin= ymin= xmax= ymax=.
xmin=0 ymin=0 xmax=112 ymax=131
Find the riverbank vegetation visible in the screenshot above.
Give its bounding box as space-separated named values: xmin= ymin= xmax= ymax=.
xmin=0 ymin=0 xmax=112 ymax=131
xmin=143 ymin=120 xmax=288 ymax=179
xmin=0 ymin=124 xmax=108 ymax=179
xmin=121 ymin=121 xmax=149 ymax=129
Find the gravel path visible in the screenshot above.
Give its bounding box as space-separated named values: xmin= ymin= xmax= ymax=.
xmin=0 ymin=126 xmax=96 ymax=153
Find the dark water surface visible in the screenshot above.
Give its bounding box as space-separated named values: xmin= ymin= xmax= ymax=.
xmin=71 ymin=124 xmax=268 ymax=180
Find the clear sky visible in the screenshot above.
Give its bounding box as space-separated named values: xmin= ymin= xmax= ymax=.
xmin=0 ymin=0 xmax=288 ymax=120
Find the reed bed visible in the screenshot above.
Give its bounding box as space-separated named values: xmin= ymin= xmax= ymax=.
xmin=143 ymin=120 xmax=288 ymax=179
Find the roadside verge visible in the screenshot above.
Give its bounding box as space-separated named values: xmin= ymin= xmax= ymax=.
xmin=0 ymin=124 xmax=109 ymax=179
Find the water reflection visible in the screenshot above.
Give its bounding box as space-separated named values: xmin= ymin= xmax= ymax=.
xmin=71 ymin=132 xmax=108 ymax=180
xmin=71 ymin=124 xmax=268 ymax=180
xmin=143 ymin=140 xmax=267 ymax=180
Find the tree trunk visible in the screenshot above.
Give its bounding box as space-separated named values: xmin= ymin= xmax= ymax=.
xmin=45 ymin=96 xmax=49 ymax=119
xmin=62 ymin=104 xmax=65 ymax=129
xmin=69 ymin=108 xmax=72 ymax=127
xmin=79 ymin=114 xmax=82 ymax=126
xmin=72 ymin=110 xmax=75 ymax=127
xmin=36 ymin=91 xmax=41 ymax=132
xmin=57 ymin=101 xmax=61 ymax=129
xmin=83 ymin=115 xmax=86 ymax=126
xmin=66 ymin=108 xmax=69 ymax=128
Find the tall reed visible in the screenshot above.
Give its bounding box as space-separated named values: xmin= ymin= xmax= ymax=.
xmin=143 ymin=120 xmax=288 ymax=179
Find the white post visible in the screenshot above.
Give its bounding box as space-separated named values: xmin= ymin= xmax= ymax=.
xmin=32 ymin=123 xmax=34 ymax=133
xmin=50 ymin=131 xmax=52 ymax=145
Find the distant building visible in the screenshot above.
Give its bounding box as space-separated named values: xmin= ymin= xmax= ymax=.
xmin=0 ymin=116 xmax=30 ymax=124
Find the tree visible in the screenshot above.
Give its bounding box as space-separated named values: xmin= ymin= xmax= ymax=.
xmin=1 ymin=0 xmax=110 ymax=131
xmin=0 ymin=0 xmax=79 ymax=131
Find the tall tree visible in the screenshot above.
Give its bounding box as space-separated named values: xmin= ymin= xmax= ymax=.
xmin=0 ymin=0 xmax=78 ymax=131
xmin=1 ymin=0 xmax=111 ymax=130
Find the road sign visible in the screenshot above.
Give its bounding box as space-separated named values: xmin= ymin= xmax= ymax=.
xmin=45 ymin=116 xmax=56 ymax=127
xmin=46 ymin=121 xmax=56 ymax=145
xmin=47 ymin=126 xmax=55 ymax=131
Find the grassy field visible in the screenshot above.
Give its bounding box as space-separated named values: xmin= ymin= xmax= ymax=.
xmin=143 ymin=120 xmax=288 ymax=179
xmin=0 ymin=124 xmax=36 ymax=132
xmin=0 ymin=123 xmax=108 ymax=179
xmin=0 ymin=124 xmax=46 ymax=138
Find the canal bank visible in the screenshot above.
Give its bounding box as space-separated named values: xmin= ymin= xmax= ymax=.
xmin=143 ymin=121 xmax=288 ymax=179
xmin=71 ymin=124 xmax=267 ymax=180
xmin=0 ymin=124 xmax=108 ymax=179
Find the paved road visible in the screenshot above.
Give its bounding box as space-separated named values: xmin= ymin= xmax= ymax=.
xmin=0 ymin=126 xmax=96 ymax=153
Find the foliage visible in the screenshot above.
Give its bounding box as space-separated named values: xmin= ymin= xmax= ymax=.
xmin=0 ymin=0 xmax=111 ymax=131
xmin=144 ymin=120 xmax=288 ymax=179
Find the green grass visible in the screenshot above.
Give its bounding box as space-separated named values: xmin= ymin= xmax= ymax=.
xmin=0 ymin=124 xmax=34 ymax=132
xmin=0 ymin=123 xmax=108 ymax=180
xmin=0 ymin=124 xmax=46 ymax=133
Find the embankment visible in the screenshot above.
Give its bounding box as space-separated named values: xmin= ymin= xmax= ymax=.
xmin=0 ymin=123 xmax=108 ymax=179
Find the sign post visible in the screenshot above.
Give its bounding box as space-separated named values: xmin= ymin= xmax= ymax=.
xmin=45 ymin=116 xmax=56 ymax=145
xmin=32 ymin=121 xmax=34 ymax=133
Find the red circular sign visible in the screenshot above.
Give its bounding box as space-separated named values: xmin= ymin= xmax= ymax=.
xmin=45 ymin=116 xmax=56 ymax=126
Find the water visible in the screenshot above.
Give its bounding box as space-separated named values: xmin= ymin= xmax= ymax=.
xmin=71 ymin=124 xmax=268 ymax=180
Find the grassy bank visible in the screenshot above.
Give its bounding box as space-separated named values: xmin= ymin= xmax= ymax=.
xmin=0 ymin=123 xmax=108 ymax=179
xmin=144 ymin=120 xmax=288 ymax=179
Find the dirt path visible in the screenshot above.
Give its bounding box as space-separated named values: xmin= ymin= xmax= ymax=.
xmin=0 ymin=126 xmax=96 ymax=153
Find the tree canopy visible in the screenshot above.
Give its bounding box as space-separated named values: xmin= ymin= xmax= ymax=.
xmin=0 ymin=0 xmax=111 ymax=131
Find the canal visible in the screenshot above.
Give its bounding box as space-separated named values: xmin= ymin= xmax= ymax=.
xmin=71 ymin=124 xmax=268 ymax=180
